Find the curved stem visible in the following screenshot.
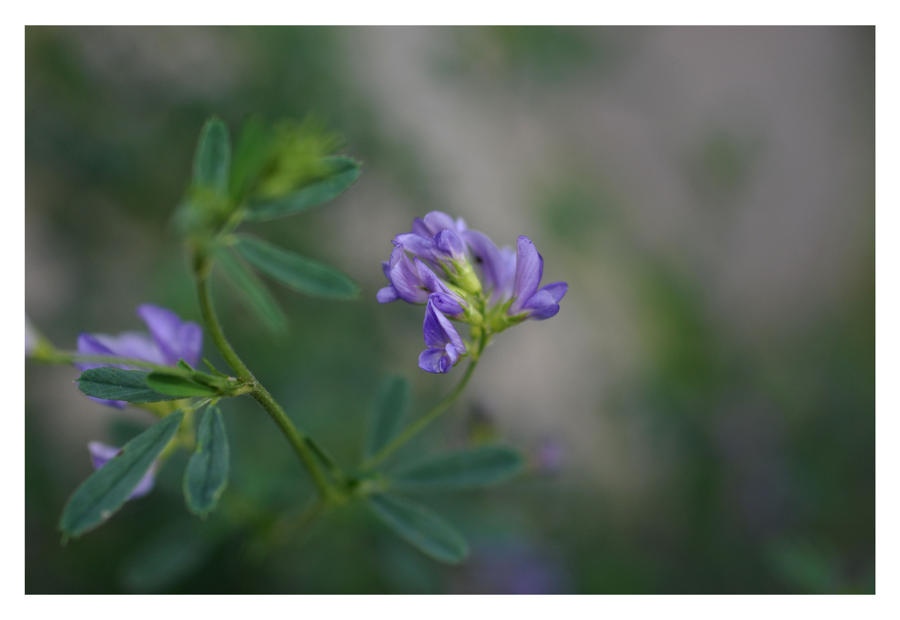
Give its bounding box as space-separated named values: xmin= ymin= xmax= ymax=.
xmin=194 ymin=258 xmax=337 ymax=501
xmin=362 ymin=331 xmax=488 ymax=471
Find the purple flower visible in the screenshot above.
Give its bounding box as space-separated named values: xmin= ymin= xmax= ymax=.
xmin=507 ymin=236 xmax=567 ymax=320
xmin=77 ymin=304 xmax=203 ymax=407
xmin=418 ymin=299 xmax=467 ymax=374
xmin=377 ymin=247 xmax=465 ymax=316
xmin=88 ymin=441 xmax=157 ymax=499
xmin=377 ymin=211 xmax=567 ymax=373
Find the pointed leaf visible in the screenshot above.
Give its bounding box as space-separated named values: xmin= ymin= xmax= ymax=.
xmin=368 ymin=494 xmax=469 ymax=564
xmin=229 ymin=115 xmax=274 ymax=201
xmin=183 ymin=406 xmax=230 ymax=517
xmin=234 ymin=235 xmax=359 ymax=300
xmin=145 ymin=372 xmax=220 ymax=398
xmin=77 ymin=368 xmax=180 ymax=403
xmin=213 ymin=247 xmax=287 ymax=333
xmin=59 ymin=411 xmax=184 ymax=537
xmin=245 ymin=155 xmax=361 ymax=221
xmin=390 ymin=445 xmax=524 ymax=491
xmin=193 ymin=117 xmax=231 ymax=193
xmin=365 ymin=376 xmax=410 ymax=459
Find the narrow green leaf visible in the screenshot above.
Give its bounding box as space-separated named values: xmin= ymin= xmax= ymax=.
xmin=390 ymin=445 xmax=524 ymax=491
xmin=145 ymin=372 xmax=220 ymax=398
xmin=213 ymin=247 xmax=288 ymax=333
xmin=245 ymin=155 xmax=360 ymax=221
xmin=177 ymin=359 xmax=193 ymax=372
xmin=229 ymin=115 xmax=274 ymax=201
xmin=59 ymin=411 xmax=184 ymax=538
xmin=193 ymin=117 xmax=231 ymax=193
xmin=183 ymin=406 xmax=230 ymax=517
xmin=77 ymin=368 xmax=180 ymax=403
xmin=365 ymin=376 xmax=410 ymax=459
xmin=367 ymin=494 xmax=469 ymax=564
xmin=234 ymin=234 xmax=359 ymax=300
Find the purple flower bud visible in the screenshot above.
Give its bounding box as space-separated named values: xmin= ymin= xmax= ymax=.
xmin=418 ymin=300 xmax=466 ymax=374
xmin=88 ymin=441 xmax=157 ymax=499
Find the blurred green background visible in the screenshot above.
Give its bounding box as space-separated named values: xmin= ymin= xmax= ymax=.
xmin=25 ymin=26 xmax=874 ymax=593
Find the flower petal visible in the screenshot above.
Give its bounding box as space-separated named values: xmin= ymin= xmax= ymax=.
xmin=539 ymin=281 xmax=568 ymax=303
xmin=429 ymin=292 xmax=464 ymax=317
xmin=376 ymin=285 xmax=400 ymax=303
xmin=138 ymin=305 xmax=201 ymax=366
xmin=435 ymin=228 xmax=466 ymax=260
xmin=418 ymin=347 xmax=451 ymax=374
xmin=394 ymin=233 xmax=437 ymax=262
xmin=523 ymin=289 xmax=561 ymax=320
xmin=510 ymin=236 xmax=543 ymax=314
xmin=389 ymin=254 xmax=429 ymax=303
xmin=423 ymin=211 xmax=457 ymax=235
xmin=422 ymin=300 xmax=466 ymax=354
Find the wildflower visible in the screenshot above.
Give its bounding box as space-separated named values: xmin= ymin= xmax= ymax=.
xmin=77 ymin=304 xmax=203 ymax=407
xmin=418 ymin=299 xmax=467 ymax=374
xmin=88 ymin=441 xmax=156 ymax=499
xmin=377 ymin=211 xmax=567 ymax=373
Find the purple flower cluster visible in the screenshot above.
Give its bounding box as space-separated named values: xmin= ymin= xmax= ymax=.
xmin=378 ymin=211 xmax=567 ymax=374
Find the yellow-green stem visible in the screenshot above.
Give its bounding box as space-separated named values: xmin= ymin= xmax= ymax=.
xmin=194 ymin=257 xmax=338 ymax=501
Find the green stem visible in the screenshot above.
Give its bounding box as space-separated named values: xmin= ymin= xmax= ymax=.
xmin=362 ymin=331 xmax=488 ymax=471
xmin=194 ymin=258 xmax=338 ymax=501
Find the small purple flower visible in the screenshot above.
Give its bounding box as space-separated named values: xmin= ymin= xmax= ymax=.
xmin=88 ymin=441 xmax=157 ymax=499
xmin=418 ymin=299 xmax=467 ymax=374
xmin=508 ymin=236 xmax=567 ymax=320
xmin=77 ymin=304 xmax=203 ymax=407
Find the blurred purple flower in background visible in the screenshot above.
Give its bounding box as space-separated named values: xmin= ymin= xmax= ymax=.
xmin=88 ymin=441 xmax=157 ymax=499
xmin=76 ymin=304 xmax=203 ymax=407
xmin=462 ymin=541 xmax=570 ymax=594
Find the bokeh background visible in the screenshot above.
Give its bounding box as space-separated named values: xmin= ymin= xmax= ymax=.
xmin=25 ymin=26 xmax=874 ymax=593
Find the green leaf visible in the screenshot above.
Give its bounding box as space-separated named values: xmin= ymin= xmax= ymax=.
xmin=77 ymin=368 xmax=180 ymax=403
xmin=193 ymin=116 xmax=231 ymax=193
xmin=234 ymin=234 xmax=359 ymax=300
xmin=59 ymin=411 xmax=184 ymax=538
xmin=145 ymin=372 xmax=220 ymax=398
xmin=245 ymin=155 xmax=360 ymax=221
xmin=390 ymin=445 xmax=524 ymax=491
xmin=213 ymin=247 xmax=288 ymax=333
xmin=183 ymin=406 xmax=230 ymax=517
xmin=229 ymin=115 xmax=274 ymax=201
xmin=365 ymin=376 xmax=410 ymax=459
xmin=367 ymin=494 xmax=469 ymax=564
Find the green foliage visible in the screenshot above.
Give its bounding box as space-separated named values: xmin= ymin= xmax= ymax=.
xmin=229 ymin=115 xmax=275 ymax=202
xmin=192 ymin=117 xmax=231 ymax=194
xmin=77 ymin=368 xmax=180 ymax=403
xmin=213 ymin=246 xmax=288 ymax=333
xmin=365 ymin=377 xmax=410 ymax=459
xmin=59 ymin=412 xmax=184 ymax=538
xmin=184 ymin=406 xmax=230 ymax=518
xmin=367 ymin=494 xmax=469 ymax=564
xmin=145 ymin=372 xmax=221 ymax=398
xmin=234 ymin=234 xmax=359 ymax=300
xmin=245 ymin=155 xmax=361 ymax=221
xmin=390 ymin=445 xmax=524 ymax=491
